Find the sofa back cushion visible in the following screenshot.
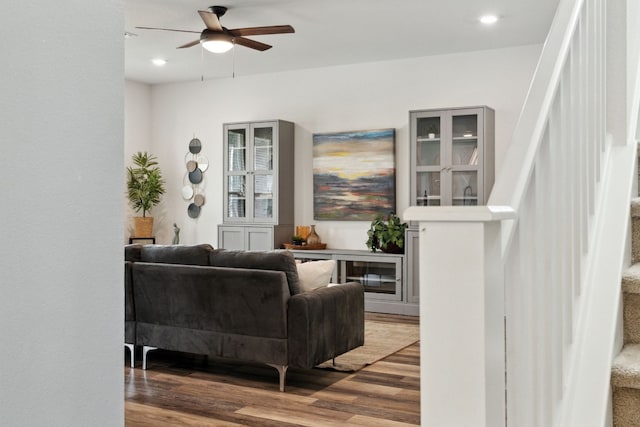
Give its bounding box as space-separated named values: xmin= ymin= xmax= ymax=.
xmin=140 ymin=244 xmax=215 ymax=266
xmin=125 ymin=244 xmax=142 ymax=262
xmin=209 ymin=250 xmax=301 ymax=295
xmin=132 ymin=263 xmax=289 ymax=339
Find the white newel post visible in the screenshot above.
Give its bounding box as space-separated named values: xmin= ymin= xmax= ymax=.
xmin=404 ymin=206 xmax=516 ymax=427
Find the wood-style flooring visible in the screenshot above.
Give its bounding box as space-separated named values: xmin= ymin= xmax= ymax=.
xmin=125 ymin=313 xmax=420 ymax=426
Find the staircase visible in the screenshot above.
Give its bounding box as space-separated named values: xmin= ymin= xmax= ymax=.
xmin=612 ymin=199 xmax=640 ymax=426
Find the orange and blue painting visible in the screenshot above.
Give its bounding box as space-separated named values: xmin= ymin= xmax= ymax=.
xmin=313 ymin=128 xmax=395 ymax=220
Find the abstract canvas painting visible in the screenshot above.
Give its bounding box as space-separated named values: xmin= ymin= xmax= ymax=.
xmin=313 ymin=128 xmax=395 ymax=220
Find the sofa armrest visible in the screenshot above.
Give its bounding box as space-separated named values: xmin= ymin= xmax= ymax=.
xmin=287 ymin=282 xmax=364 ymax=368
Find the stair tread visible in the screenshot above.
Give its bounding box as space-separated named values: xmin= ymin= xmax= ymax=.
xmin=612 ymin=344 xmax=640 ymax=389
xmin=622 ymin=264 xmax=640 ymax=294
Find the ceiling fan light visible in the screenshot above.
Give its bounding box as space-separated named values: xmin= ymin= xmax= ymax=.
xmin=202 ymin=40 xmax=233 ymax=53
xmin=200 ymin=32 xmax=234 ymax=53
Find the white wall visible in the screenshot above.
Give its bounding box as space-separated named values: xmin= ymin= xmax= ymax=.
xmin=0 ymin=1 xmax=124 ymax=426
xmin=127 ymin=44 xmax=541 ymax=247
xmin=125 ymin=81 xmax=152 ymax=238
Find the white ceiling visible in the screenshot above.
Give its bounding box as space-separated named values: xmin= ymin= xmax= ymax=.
xmin=125 ymin=0 xmax=559 ymax=85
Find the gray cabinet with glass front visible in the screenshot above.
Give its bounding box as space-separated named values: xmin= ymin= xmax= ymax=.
xmin=410 ymin=106 xmax=494 ymax=207
xmin=219 ymin=120 xmax=294 ymax=250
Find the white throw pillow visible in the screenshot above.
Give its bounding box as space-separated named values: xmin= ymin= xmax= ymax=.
xmin=296 ymin=259 xmax=336 ymax=292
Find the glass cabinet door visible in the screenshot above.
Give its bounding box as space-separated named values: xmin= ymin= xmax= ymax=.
xmin=226 ymin=127 xmax=247 ymax=219
xmin=414 ymin=114 xmax=442 ymax=206
xmin=449 ymin=112 xmax=481 ymax=206
xmin=252 ymin=125 xmax=274 ymax=220
xmin=341 ymin=257 xmax=402 ymax=301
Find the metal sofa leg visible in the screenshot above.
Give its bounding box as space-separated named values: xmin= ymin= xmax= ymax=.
xmin=124 ymin=343 xmax=135 ymax=368
xmin=142 ymin=346 xmax=157 ymax=370
xmin=267 ymin=364 xmax=288 ymax=392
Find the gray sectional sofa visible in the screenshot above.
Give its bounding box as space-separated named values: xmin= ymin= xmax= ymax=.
xmin=124 ymin=244 xmax=364 ymax=391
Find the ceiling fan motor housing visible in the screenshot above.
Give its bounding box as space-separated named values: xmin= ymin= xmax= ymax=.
xmin=210 ymin=6 xmax=227 ymax=17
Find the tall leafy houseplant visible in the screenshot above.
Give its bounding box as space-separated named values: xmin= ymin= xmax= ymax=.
xmin=127 ymin=152 xmax=165 ymax=237
xmin=366 ymin=212 xmax=408 ymax=253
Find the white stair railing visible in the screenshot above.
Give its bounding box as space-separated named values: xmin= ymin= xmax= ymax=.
xmin=405 ymin=0 xmax=640 ymax=426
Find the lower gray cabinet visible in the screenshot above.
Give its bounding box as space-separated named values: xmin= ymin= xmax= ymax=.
xmin=289 ymin=249 xmax=418 ymax=316
xmin=217 ymin=225 xmax=293 ymax=251
xmin=405 ymin=229 xmax=420 ymax=304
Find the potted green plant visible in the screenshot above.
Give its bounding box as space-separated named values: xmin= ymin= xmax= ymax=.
xmin=127 ymin=151 xmax=166 ymax=238
xmin=366 ymin=212 xmax=408 ymax=253
xmin=291 ymin=235 xmax=305 ymax=245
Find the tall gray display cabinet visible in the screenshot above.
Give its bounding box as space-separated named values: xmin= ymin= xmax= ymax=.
xmin=218 ymin=120 xmax=294 ymax=250
xmin=407 ymin=106 xmax=495 ymax=304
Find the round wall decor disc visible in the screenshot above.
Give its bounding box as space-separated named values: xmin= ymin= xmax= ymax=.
xmin=194 ymin=193 xmax=205 ymax=207
xmin=188 ymin=168 xmax=203 ymax=184
xmin=189 ymin=138 xmax=202 ymax=154
xmin=196 ymin=156 xmax=209 ymax=172
xmin=187 ymin=203 xmax=201 ymax=218
xmin=186 ymin=160 xmax=198 ymax=172
xmin=181 ymin=185 xmax=194 ymax=200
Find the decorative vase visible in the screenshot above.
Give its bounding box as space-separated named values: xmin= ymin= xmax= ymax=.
xmin=133 ymin=217 xmax=154 ymax=238
xmin=306 ymin=225 xmax=321 ymax=245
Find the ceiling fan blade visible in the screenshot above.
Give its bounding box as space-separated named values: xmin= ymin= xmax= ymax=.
xmin=228 ymin=25 xmax=295 ymax=37
xmin=233 ymin=36 xmax=272 ymax=51
xmin=198 ymin=10 xmax=223 ymax=31
xmin=136 ymin=26 xmax=200 ymax=34
xmin=177 ymin=39 xmax=201 ymax=49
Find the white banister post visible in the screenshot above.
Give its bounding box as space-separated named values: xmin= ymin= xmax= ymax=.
xmin=404 ymin=206 xmax=516 ymax=427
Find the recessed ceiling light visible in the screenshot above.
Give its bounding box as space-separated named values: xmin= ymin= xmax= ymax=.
xmin=479 ymin=14 xmax=499 ymax=25
xmin=151 ymin=58 xmax=167 ymax=66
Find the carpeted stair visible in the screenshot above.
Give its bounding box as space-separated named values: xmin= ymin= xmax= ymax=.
xmin=612 ymin=199 xmax=640 ymax=426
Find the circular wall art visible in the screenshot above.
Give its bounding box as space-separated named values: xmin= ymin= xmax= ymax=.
xmin=188 ymin=168 xmax=203 ymax=184
xmin=187 ymin=203 xmax=201 ymax=218
xmin=184 ymin=135 xmax=206 ymax=218
xmin=189 ymin=138 xmax=202 ymax=154
xmin=194 ymin=193 xmax=205 ymax=207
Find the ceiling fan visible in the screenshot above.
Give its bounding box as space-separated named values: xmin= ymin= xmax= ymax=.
xmin=136 ymin=5 xmax=294 ymax=53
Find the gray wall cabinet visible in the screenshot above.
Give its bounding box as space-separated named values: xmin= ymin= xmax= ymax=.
xmin=407 ymin=106 xmax=495 ymax=306
xmin=218 ymin=120 xmax=294 ymax=250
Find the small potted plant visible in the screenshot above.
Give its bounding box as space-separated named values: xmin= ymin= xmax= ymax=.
xmin=366 ymin=212 xmax=409 ymax=253
xmin=291 ymin=235 xmax=305 ymax=246
xmin=127 ymin=151 xmax=166 ymax=238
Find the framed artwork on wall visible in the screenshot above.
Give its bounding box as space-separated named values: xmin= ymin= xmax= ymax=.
xmin=313 ymin=128 xmax=396 ymax=220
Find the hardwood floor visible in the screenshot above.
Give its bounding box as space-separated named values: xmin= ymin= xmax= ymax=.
xmin=125 ymin=313 xmax=420 ymax=426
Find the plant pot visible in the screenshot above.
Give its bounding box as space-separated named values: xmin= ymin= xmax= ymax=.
xmin=381 ymin=242 xmax=404 ymax=254
xmin=133 ymin=217 xmax=154 ymax=238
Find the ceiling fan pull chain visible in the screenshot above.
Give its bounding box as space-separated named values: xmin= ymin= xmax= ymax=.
xmin=232 ymin=40 xmax=236 ymax=79
xmin=200 ymin=45 xmax=204 ymax=82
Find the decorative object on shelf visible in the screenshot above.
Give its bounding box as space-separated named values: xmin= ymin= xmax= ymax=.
xmin=127 ymin=151 xmax=166 ymax=238
xmin=183 ymin=136 xmax=208 ymax=218
xmin=172 ymin=223 xmax=180 ymax=244
xmin=427 ymin=124 xmax=439 ymax=139
xmin=295 ymin=225 xmax=311 ymax=241
xmin=306 ymin=225 xmax=321 ymax=245
xmin=313 ymin=128 xmax=395 ymax=220
xmin=291 ymin=235 xmax=305 ymax=245
xmin=366 ymin=212 xmax=408 ymax=254
xmin=283 ymin=242 xmax=327 ymax=250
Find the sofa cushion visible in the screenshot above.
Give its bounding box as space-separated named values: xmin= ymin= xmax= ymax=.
xmin=296 ymin=260 xmax=336 ymax=292
xmin=140 ymin=244 xmax=215 ymax=265
xmin=209 ymin=249 xmax=301 ymax=295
